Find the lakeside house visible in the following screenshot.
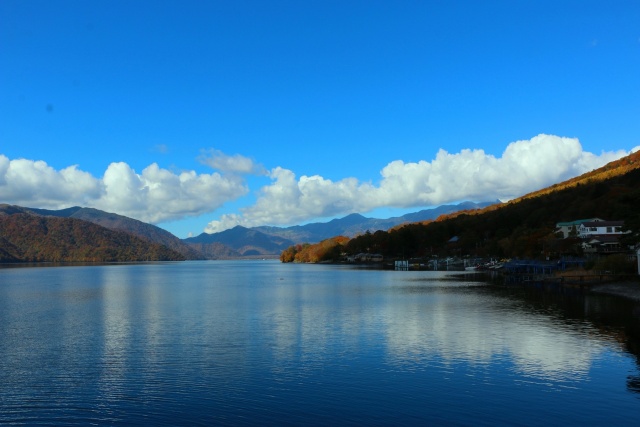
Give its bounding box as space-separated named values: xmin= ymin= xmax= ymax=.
xmin=555 ymin=218 xmax=603 ymax=238
xmin=577 ymin=220 xmax=625 ymax=238
xmin=556 ymin=219 xmax=630 ymax=255
xmin=577 ymin=220 xmax=628 ymax=254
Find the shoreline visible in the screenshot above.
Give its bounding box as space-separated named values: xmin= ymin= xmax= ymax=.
xmin=589 ymin=281 xmax=640 ymax=302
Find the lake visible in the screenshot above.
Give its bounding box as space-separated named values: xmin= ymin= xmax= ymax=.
xmin=1 ymin=260 xmax=639 ymax=425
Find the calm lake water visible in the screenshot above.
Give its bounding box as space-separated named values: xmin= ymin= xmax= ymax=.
xmin=1 ymin=260 xmax=639 ymax=426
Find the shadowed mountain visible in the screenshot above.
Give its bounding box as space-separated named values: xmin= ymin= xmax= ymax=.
xmin=21 ymin=206 xmax=202 ymax=259
xmin=184 ymin=242 xmax=242 ymax=259
xmin=184 ymin=226 xmax=295 ymax=257
xmin=0 ymin=210 xmax=184 ymax=262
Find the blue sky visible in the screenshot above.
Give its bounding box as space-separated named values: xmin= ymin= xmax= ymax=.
xmin=1 ymin=1 xmax=639 ymax=238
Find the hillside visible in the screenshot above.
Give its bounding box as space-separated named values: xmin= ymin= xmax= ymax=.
xmin=184 ymin=242 xmax=242 ymax=259
xmin=185 ymin=226 xmax=295 ymax=257
xmin=0 ymin=212 xmax=184 ymax=262
xmin=0 ymin=200 xmax=503 ymax=261
xmin=282 ymin=150 xmax=640 ymax=262
xmin=26 ymin=206 xmax=202 ymax=259
xmin=422 ymin=150 xmax=640 ymax=226
xmin=8 ymin=201 xmax=497 ymax=259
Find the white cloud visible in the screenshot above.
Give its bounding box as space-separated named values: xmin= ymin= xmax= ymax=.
xmin=204 ymin=134 xmax=632 ymax=233
xmin=96 ymin=162 xmax=249 ymax=223
xmin=0 ymin=155 xmax=248 ymax=224
xmin=0 ymin=155 xmax=101 ymax=206
xmin=2 ymin=135 xmax=634 ymax=233
xmin=199 ymin=149 xmax=266 ymax=175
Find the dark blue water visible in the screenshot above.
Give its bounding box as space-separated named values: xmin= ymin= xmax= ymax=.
xmin=1 ymin=261 xmax=639 ymax=425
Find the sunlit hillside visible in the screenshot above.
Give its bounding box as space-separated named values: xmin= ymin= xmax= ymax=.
xmin=282 ymin=150 xmax=640 ymax=262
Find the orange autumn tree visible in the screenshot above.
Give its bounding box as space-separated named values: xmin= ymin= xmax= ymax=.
xmin=280 ymin=236 xmax=350 ymax=263
xmin=279 ymin=243 xmax=309 ymax=262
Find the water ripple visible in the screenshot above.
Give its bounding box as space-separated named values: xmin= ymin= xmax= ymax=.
xmin=1 ymin=263 xmax=639 ymax=425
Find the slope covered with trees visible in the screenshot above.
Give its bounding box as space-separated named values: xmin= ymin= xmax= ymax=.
xmin=0 ymin=213 xmax=184 ymax=262
xmin=26 ymin=206 xmax=201 ymax=259
xmin=282 ymin=151 xmax=640 ymax=262
xmin=280 ymin=236 xmax=350 ymax=263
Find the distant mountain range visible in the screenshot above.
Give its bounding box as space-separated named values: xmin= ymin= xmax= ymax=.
xmin=184 ymin=201 xmax=498 ymax=256
xmin=256 ymin=201 xmax=499 ymax=242
xmin=0 ymin=201 xmax=497 ymax=261
xmin=184 ymin=226 xmax=294 ymax=257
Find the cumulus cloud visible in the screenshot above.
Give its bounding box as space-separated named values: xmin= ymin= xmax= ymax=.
xmin=0 ymin=154 xmax=248 ymax=224
xmin=204 ymin=134 xmax=633 ymax=233
xmin=2 ymin=135 xmax=635 ymax=233
xmin=98 ymin=162 xmax=249 ymax=223
xmin=0 ymin=155 xmax=101 ymax=206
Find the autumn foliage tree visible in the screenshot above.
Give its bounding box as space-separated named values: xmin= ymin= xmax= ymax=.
xmin=281 ymin=237 xmax=349 ymax=263
xmin=279 ymin=243 xmax=309 ymax=262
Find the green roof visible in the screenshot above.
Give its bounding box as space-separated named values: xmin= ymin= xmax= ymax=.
xmin=556 ymin=218 xmax=601 ymax=227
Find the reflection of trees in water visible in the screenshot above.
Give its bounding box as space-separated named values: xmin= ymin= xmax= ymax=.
xmin=624 ymin=305 xmax=640 ymax=395
xmin=627 ymin=375 xmax=640 ymax=394
xmin=489 ymin=279 xmax=640 ymax=395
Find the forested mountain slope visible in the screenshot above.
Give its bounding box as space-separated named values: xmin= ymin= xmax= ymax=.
xmin=0 ymin=212 xmax=184 ymax=262
xmin=26 ymin=206 xmax=201 ymax=259
xmin=283 ymin=150 xmax=640 ymax=262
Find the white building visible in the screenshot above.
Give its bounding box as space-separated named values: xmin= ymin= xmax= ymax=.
xmin=555 ymin=218 xmax=603 ymax=238
xmin=577 ymin=220 xmax=625 ymax=238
